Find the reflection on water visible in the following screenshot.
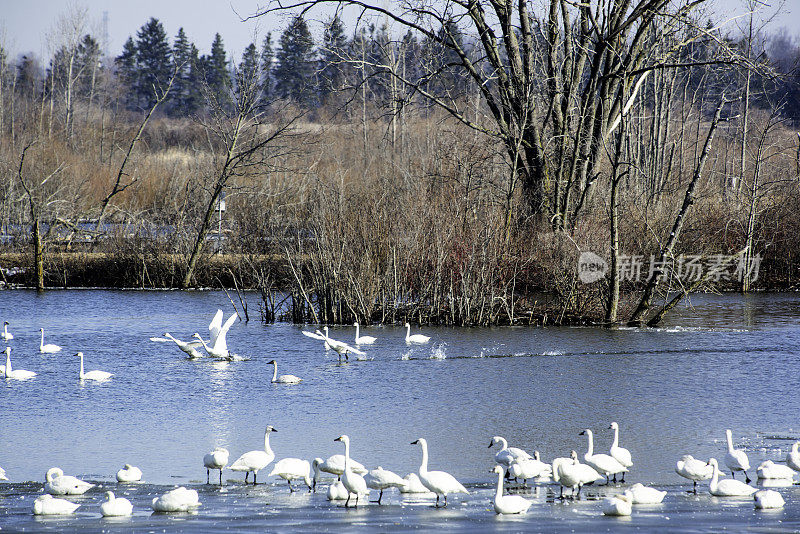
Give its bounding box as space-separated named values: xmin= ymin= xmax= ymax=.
xmin=1 ymin=290 xmax=800 ymax=531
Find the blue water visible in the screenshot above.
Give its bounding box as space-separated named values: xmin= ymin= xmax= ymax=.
xmin=1 ymin=290 xmax=800 ymax=531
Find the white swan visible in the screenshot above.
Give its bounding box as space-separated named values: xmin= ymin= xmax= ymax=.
xmin=552 ymin=455 xmax=583 ymax=499
xmin=44 ymin=467 xmax=94 ymax=495
xmin=354 ymin=323 xmax=377 ymax=345
xmin=399 ymin=472 xmax=431 ymax=494
xmin=1 ymin=321 xmax=12 ymax=341
xmin=151 ymin=486 xmax=200 ymax=512
xmin=532 ymin=451 xmax=552 ymax=477
xmin=491 ymin=465 xmax=532 ymax=514
xmin=208 ymin=309 xmax=237 ymax=345
xmin=707 ymin=457 xmax=756 ymax=496
xmin=3 ymin=347 xmax=36 ymax=380
xmin=365 ymin=466 xmax=407 ymax=504
xmin=268 ymin=359 xmax=302 ymax=384
xmin=411 ymin=437 xmax=469 ymax=507
xmin=193 ymin=332 xmax=230 ymax=360
xmin=0 ymin=466 xmax=8 ymax=481
xmin=204 ymin=447 xmax=229 ymax=485
xmin=39 ymin=328 xmax=62 ymax=353
xmin=317 ymin=454 xmax=368 ymax=479
xmin=724 ymin=429 xmax=751 ymax=482
xmin=116 ymin=464 xmax=142 ymax=482
xmin=405 ymin=323 xmax=430 ymax=344
xmin=334 ymin=435 xmax=369 ymax=507
xmin=580 ymin=429 xmax=626 ymax=483
xmin=757 ymin=460 xmax=796 ymax=480
xmin=230 ymin=425 xmax=276 ymax=484
xmin=33 ymin=494 xmax=80 ymax=515
xmin=269 ymin=458 xmax=312 ymax=492
xmin=602 ymin=490 xmax=633 ymax=516
xmin=628 ymin=483 xmax=666 ymax=504
xmin=318 ymin=327 xmax=365 ymax=361
xmin=77 ymin=352 xmax=112 ymax=381
xmin=609 ymin=422 xmax=633 ymax=481
xmin=100 ymin=491 xmax=133 ymax=516
xmin=509 ymin=456 xmax=547 ymax=484
xmin=676 ymin=454 xmax=717 ymax=492
xmin=754 ymin=489 xmax=785 ymax=509
xmin=787 ymin=441 xmax=800 ymax=472
xmin=489 ymin=436 xmax=532 ymax=469
xmin=164 ymin=333 xmax=203 ymax=359
xmin=327 ymin=480 xmax=351 ymax=500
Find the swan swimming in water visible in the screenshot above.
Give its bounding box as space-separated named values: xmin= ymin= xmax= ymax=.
xmin=44 ymin=467 xmax=94 ymax=495
xmin=269 ymin=458 xmax=312 ymax=492
xmin=1 ymin=321 xmax=12 ymax=341
xmin=3 ymin=347 xmax=36 ymax=380
xmin=334 ymin=435 xmax=369 ymax=507
xmin=204 ymin=447 xmax=229 ymax=485
xmin=268 ymin=359 xmax=302 ymax=384
xmin=707 ymin=457 xmax=756 ymax=497
xmin=163 ymin=333 xmax=203 ymax=359
xmin=77 ymin=352 xmax=112 ymax=381
xmin=39 ymin=328 xmax=62 ymax=353
xmin=229 ymin=425 xmax=276 ymax=484
xmin=151 ymin=487 xmax=201 ymax=512
xmin=491 ymin=465 xmax=532 ymax=514
xmin=724 ymin=429 xmax=751 ymax=483
xmin=411 ymin=437 xmax=469 ymax=507
xmin=116 ymin=464 xmax=142 ymax=482
xmin=608 ymin=422 xmax=633 ymax=481
xmin=101 ymin=491 xmax=133 ymax=517
xmin=354 ymin=323 xmax=377 ymax=345
xmin=404 ymin=323 xmax=430 ymax=344
xmin=33 ymin=495 xmax=80 ymax=515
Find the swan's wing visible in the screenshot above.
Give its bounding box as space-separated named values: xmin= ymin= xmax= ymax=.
xmin=341 ymin=342 xmax=366 ymax=356
xmin=220 ymin=312 xmax=238 ymax=334
xmin=211 ymin=313 xmax=238 ymax=352
xmin=208 ymin=309 xmax=224 ymax=343
xmin=149 ymin=336 xmax=170 ymax=342
xmin=302 ymin=330 xmax=325 ymax=340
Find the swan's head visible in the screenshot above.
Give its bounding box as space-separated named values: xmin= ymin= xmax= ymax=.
xmin=618 ymin=490 xmax=633 ymax=503
xmin=411 ymin=438 xmax=427 ymax=447
xmin=404 ymin=322 xmax=410 ymax=328
xmin=266 ymin=425 xmax=277 ymax=433
xmin=45 ymin=467 xmax=63 ymax=482
xmin=569 ymin=450 xmax=578 ymax=460
xmin=105 ymin=490 xmax=115 ymax=500
xmin=794 ymin=442 xmax=800 ymax=453
xmin=334 ymin=434 xmax=349 ymax=445
xmin=534 ymin=451 xmax=541 ymax=461
xmin=609 ymin=422 xmax=619 ymax=430
xmin=192 ymin=332 xmax=202 ymax=339
xmin=123 ymin=463 xmax=132 ymax=469
xmin=706 ymin=458 xmax=718 ymax=468
xmin=75 ymin=352 xmax=83 ymax=358
xmin=40 ymin=328 xmax=43 ymax=332
xmin=579 ymin=429 xmax=592 ymax=437
xmin=267 ymin=360 xmax=276 ymax=365
xmin=491 ymin=465 xmax=504 ymax=475
xmin=3 ymin=321 xmax=7 ymax=326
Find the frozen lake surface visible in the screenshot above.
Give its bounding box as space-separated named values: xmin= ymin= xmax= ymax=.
xmin=1 ymin=290 xmax=800 ymax=531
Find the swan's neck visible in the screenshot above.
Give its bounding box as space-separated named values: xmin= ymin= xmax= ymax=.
xmin=498 ymin=437 xmax=508 ymax=451
xmin=495 ymin=471 xmax=504 ymax=499
xmin=710 ymin=461 xmax=719 ymax=489
xmin=355 ymin=324 xmax=360 ymax=339
xmin=3 ymin=324 xmax=7 ymax=335
xmin=343 ymin=440 xmax=351 ymax=473
xmin=726 ymin=431 xmax=734 ymax=452
xmin=586 ymin=431 xmax=594 ymax=456
xmin=612 ymin=427 xmax=619 ymax=449
xmin=40 ymin=330 xmax=44 ymax=349
xmin=271 ymin=363 xmax=278 ymax=382
xmin=794 ymin=443 xmax=799 ymax=454
xmin=419 ymin=442 xmax=429 ymax=475
xmin=406 ymin=324 xmax=411 ymax=340
xmin=264 ymin=430 xmax=273 ymax=456
xmin=5 ymin=349 xmax=11 ymax=373
xmin=79 ymin=354 xmax=85 ymax=378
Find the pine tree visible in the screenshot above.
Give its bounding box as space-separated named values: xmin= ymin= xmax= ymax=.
xmin=201 ymin=33 xmax=231 ymax=104
xmin=171 ymin=27 xmax=200 ymax=116
xmin=260 ymin=33 xmax=274 ymax=101
xmin=134 ymin=17 xmax=172 ymax=109
xmin=236 ymin=43 xmax=260 ymax=108
xmin=115 ymin=36 xmax=138 ymax=109
xmin=75 ymin=34 xmax=102 ymax=99
xmin=274 ymin=15 xmax=317 ymax=106
xmin=318 ymin=15 xmax=348 ymax=104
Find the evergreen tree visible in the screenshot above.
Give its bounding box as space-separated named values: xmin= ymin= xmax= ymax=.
xmin=274 ymin=15 xmax=317 ymax=106
xmin=260 ymin=33 xmax=274 ymax=100
xmin=236 ymin=43 xmax=260 ymax=108
xmin=16 ymin=55 xmax=42 ymax=97
xmin=171 ymin=27 xmax=201 ymax=116
xmin=134 ymin=17 xmax=172 ymax=109
xmin=201 ymin=33 xmax=231 ymax=104
xmin=115 ymin=36 xmax=138 ymax=106
xmin=75 ymin=34 xmax=102 ymax=99
xmin=318 ymin=15 xmax=348 ymax=104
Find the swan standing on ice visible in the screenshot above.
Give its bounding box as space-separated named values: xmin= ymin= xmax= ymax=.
xmin=411 ymin=438 xmax=469 ymax=507
xmin=269 ymin=458 xmax=312 ymax=492
xmin=204 ymin=447 xmax=229 ymax=485
xmin=787 ymin=442 xmax=800 ymax=472
xmin=580 ymin=429 xmax=626 ymax=484
xmin=509 ymin=456 xmax=546 ymax=485
xmin=316 ymin=454 xmax=368 ymax=480
xmin=33 ymin=495 xmax=80 ymax=515
xmin=77 ymin=352 xmax=112 ymax=381
xmin=399 ymin=473 xmax=431 ymax=494
xmin=404 ymin=323 xmax=430 ymax=344
xmin=100 ymin=491 xmax=133 ymax=516
xmin=3 ymin=347 xmax=36 ymax=380
xmin=552 ymin=454 xmax=583 ymax=499
xmin=39 ymin=328 xmax=62 ymax=353
xmin=602 ymin=490 xmax=633 ymax=516
xmin=707 ymin=457 xmax=756 ymax=496
xmin=365 ymin=466 xmax=407 ymax=504
xmin=754 ymin=489 xmax=785 ymax=509
xmin=230 ymin=425 xmax=276 ymax=484
xmin=608 ymin=422 xmax=633 ymax=481
xmin=488 ymin=436 xmax=532 ymax=470
xmin=628 ymin=483 xmax=666 ymax=504
xmin=334 ymin=435 xmax=369 ymax=507
xmin=1 ymin=321 xmax=12 ymax=341
xmin=676 ymin=454 xmax=717 ymax=493
xmin=491 ymin=465 xmax=532 ymax=514
xmin=163 ymin=333 xmax=203 ymax=359
xmin=724 ymin=429 xmax=751 ymax=483
xmin=268 ymin=360 xmax=302 ymax=384
xmin=44 ymin=467 xmax=94 ymax=495
xmin=354 ymin=323 xmax=377 ymax=345
xmin=116 ymin=464 xmax=142 ymax=482
xmin=757 ymin=460 xmax=796 ymax=480
xmin=151 ymin=487 xmax=201 ymax=512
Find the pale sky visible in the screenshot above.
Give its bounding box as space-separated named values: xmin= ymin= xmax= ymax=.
xmin=1 ymin=0 xmax=797 ymax=61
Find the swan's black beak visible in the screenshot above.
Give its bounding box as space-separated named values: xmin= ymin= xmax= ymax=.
xmin=334 ymin=436 xmax=341 ymax=442
xmin=411 ymin=440 xmax=419 ymax=445
xmin=579 ymin=430 xmax=586 ymax=435
xmin=488 ymin=441 xmax=494 ymax=449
